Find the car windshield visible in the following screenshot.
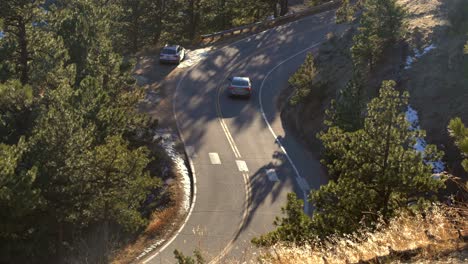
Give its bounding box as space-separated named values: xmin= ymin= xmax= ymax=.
xmin=232 ymin=79 xmax=249 ymax=86
xmin=162 ymin=48 xmax=177 ymax=55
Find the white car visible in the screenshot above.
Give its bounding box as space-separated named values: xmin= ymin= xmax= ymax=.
xmin=228 ymin=77 xmax=252 ymax=98
xmin=159 ymin=45 xmax=185 ymax=64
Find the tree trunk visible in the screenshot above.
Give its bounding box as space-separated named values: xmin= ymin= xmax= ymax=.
xmin=56 ymin=221 xmax=64 ymax=262
xmin=131 ymin=3 xmax=140 ymax=51
xmin=188 ymin=0 xmax=198 ymax=40
xmin=18 ymin=18 xmax=29 ymax=85
xmin=279 ymin=0 xmax=289 ymax=16
xmin=152 ymin=0 xmax=163 ymax=45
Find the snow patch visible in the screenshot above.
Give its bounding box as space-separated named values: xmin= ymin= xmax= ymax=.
xmin=405 ymin=106 xmax=445 ymax=173
xmin=135 ymin=129 xmax=192 ymax=261
xmin=135 ymin=239 xmax=164 ymax=260
xmin=153 ymin=129 xmax=191 ymax=213
xmin=177 ymin=47 xmax=213 ymax=68
xmin=404 ymin=44 xmax=436 ymax=70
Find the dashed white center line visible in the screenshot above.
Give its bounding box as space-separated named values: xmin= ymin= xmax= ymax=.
xmin=266 ymin=169 xmax=279 ymax=182
xmin=235 ymin=160 xmax=249 ymax=172
xmin=209 ymin=153 xmax=222 ymax=164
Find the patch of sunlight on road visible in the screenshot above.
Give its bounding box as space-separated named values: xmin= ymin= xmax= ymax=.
xmin=178 ymin=46 xmax=214 ymax=68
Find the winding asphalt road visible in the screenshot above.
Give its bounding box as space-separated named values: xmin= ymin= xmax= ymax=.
xmin=143 ymin=10 xmax=344 ymax=264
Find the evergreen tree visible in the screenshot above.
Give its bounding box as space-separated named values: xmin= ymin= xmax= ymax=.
xmin=314 ymin=80 xmax=444 ymax=235
xmin=351 ymin=0 xmax=406 ymax=70
xmin=255 ymin=81 xmax=447 ymax=247
xmin=0 ymin=0 xmax=70 ymax=88
xmin=324 ymin=71 xmax=366 ymax=132
xmin=0 ymin=80 xmax=35 ymax=143
xmin=84 ymin=135 xmax=159 ymax=232
xmin=289 ymin=53 xmax=318 ymax=105
xmin=448 ymin=118 xmax=468 ymax=172
xmin=174 ymin=249 xmax=205 ymax=264
xmin=252 ymin=193 xmax=313 ymax=246
xmin=28 ymin=85 xmax=97 ymax=253
xmin=0 ymin=0 xmax=41 ymax=84
xmin=0 ymin=139 xmax=42 ymax=262
xmin=336 ymin=0 xmax=354 ymax=24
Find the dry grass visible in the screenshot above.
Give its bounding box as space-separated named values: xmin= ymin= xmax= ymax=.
xmin=257 ymin=204 xmax=467 ymax=264
xmin=398 ymin=0 xmax=450 ymax=42
xmin=111 ymin=163 xmax=186 ymax=264
xmin=111 ymin=205 xmax=181 ymax=264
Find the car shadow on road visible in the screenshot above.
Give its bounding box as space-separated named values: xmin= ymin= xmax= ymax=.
xmin=234 ymin=150 xmax=303 ymax=242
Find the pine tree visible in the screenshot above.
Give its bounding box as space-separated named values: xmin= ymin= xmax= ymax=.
xmin=79 ymin=135 xmax=159 ymax=259
xmin=252 ymin=193 xmax=313 ymax=246
xmin=448 ymin=118 xmax=468 ymax=172
xmin=289 ymin=53 xmax=318 ymax=106
xmin=0 ymin=0 xmax=41 ymax=84
xmin=324 ymin=71 xmax=366 ymax=132
xmin=28 ymin=85 xmax=97 ymax=253
xmin=0 ymin=0 xmax=69 ymax=88
xmin=336 ymin=0 xmax=354 ymax=24
xmin=174 ymin=249 xmax=205 ymax=264
xmin=0 ymin=80 xmax=35 ymax=143
xmin=313 ymin=80 xmax=445 ymax=235
xmin=351 ymin=0 xmax=406 ymax=70
xmin=0 ymin=139 xmax=42 ymax=262
xmin=84 ymin=135 xmax=160 ymax=232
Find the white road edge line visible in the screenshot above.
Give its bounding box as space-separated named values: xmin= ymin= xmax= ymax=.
xmin=258 ymin=42 xmax=323 ymax=215
xmin=142 ymin=10 xmax=335 ymax=263
xmin=142 ymin=71 xmax=197 ymax=264
xmin=141 ymin=25 xmax=260 ymax=264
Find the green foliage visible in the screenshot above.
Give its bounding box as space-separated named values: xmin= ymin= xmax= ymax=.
xmin=84 ymin=135 xmax=160 ymax=231
xmin=314 ymin=80 xmax=444 ymax=236
xmin=0 ymin=0 xmax=72 ymax=88
xmin=0 ymin=1 xmax=160 ymax=261
xmin=289 ymin=53 xmax=318 ymax=105
xmin=0 ymin=80 xmax=35 ymax=143
xmin=307 ymin=0 xmax=329 ymax=7
xmin=256 ymin=81 xmax=447 ymax=246
xmin=336 ymin=0 xmax=355 ymax=24
xmin=0 ymin=0 xmax=40 ymax=84
xmin=252 ymin=193 xmax=313 ymax=246
xmin=448 ymin=117 xmax=468 ymax=172
xmin=0 ymin=139 xmax=42 ymax=255
xmin=351 ymin=0 xmax=406 ymax=70
xmin=324 ymin=71 xmax=366 ymax=132
xmin=29 ymin=84 xmax=96 ymax=227
xmin=174 ymin=249 xmax=205 ymax=264
xmin=448 ymin=0 xmax=468 ymax=34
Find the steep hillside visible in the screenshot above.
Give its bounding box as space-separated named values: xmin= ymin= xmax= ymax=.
xmin=259 ymin=203 xmax=467 ymax=264
xmin=282 ymin=0 xmax=467 ymax=176
xmin=401 ymin=0 xmax=468 ymax=176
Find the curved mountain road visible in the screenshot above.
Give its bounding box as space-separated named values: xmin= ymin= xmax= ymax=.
xmin=143 ymin=10 xmax=343 ymax=264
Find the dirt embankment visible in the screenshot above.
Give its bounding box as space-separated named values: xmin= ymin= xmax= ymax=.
xmin=282 ymin=0 xmax=468 ymax=177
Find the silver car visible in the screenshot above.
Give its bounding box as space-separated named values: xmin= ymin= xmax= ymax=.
xmin=228 ymin=77 xmax=252 ymax=98
xmin=159 ymin=45 xmax=185 ymax=64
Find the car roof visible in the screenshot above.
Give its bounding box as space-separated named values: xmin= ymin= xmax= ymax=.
xmin=232 ymin=77 xmax=250 ymax=82
xmin=163 ymin=45 xmax=179 ymax=50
